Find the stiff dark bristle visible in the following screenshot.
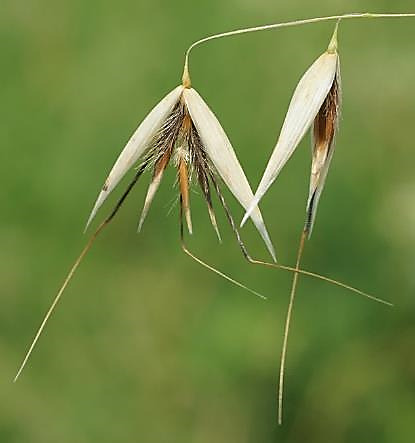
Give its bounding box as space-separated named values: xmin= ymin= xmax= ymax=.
xmin=142 ymin=101 xmax=185 ymax=172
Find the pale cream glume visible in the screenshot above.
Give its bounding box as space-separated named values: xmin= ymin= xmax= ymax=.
xmin=14 ymin=12 xmax=414 ymax=426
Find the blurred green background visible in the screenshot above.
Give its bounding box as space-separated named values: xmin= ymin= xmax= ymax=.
xmin=1 ymin=0 xmax=414 ymax=442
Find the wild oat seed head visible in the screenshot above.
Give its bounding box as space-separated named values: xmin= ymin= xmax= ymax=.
xmin=85 ymin=83 xmax=276 ymax=260
xmin=241 ymin=25 xmax=340 ymax=228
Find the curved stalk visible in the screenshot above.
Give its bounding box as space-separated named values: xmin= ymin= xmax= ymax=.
xmin=183 ymin=12 xmax=415 ymax=82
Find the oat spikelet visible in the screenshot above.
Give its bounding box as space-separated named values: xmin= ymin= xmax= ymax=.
xmin=15 ymin=35 xmax=392 ymax=384
xmin=276 ymin=24 xmax=341 ymax=425
xmin=241 ymin=26 xmax=339 ymax=227
xmin=305 ymin=62 xmax=341 ymax=236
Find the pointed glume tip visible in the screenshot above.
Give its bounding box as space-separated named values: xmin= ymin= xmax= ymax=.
xmin=240 ymin=198 xmax=259 ymax=228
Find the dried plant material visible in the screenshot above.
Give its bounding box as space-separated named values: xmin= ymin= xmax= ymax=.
xmin=137 ymin=148 xmax=171 ymax=232
xmin=86 ymin=86 xmax=184 ymax=230
xmin=86 ymin=84 xmax=276 ymax=260
xmin=276 ymin=24 xmax=341 ymax=425
xmin=305 ymin=63 xmax=341 ymax=235
xmin=14 ymin=71 xmax=384 ymax=386
xmin=184 ymin=88 xmax=276 ymax=260
xmin=13 ymin=80 xmax=276 ymax=382
xmin=15 ymin=13 xmax=402 ymax=388
xmin=241 ymin=26 xmax=340 ymax=227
